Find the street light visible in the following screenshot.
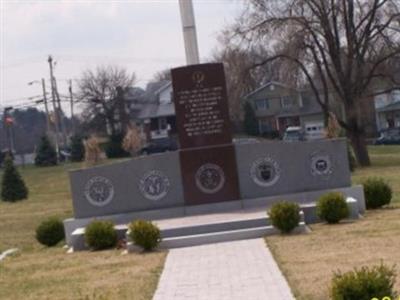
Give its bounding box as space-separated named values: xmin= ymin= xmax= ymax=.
xmin=27 ymin=80 xmax=40 ymax=86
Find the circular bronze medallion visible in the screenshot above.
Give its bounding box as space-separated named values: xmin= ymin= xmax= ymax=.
xmin=195 ymin=163 xmax=225 ymax=194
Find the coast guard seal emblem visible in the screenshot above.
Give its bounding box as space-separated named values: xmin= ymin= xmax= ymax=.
xmin=139 ymin=170 xmax=170 ymax=201
xmin=195 ymin=163 xmax=225 ymax=194
xmin=311 ymin=153 xmax=332 ymax=176
xmin=84 ymin=176 xmax=114 ymax=207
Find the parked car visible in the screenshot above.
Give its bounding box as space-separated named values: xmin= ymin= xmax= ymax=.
xmin=283 ymin=126 xmax=306 ymax=142
xmin=374 ymin=128 xmax=400 ymax=145
xmin=139 ymin=138 xmax=178 ymax=155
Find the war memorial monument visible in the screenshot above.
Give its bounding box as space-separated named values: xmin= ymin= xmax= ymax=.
xmin=64 ymin=62 xmax=365 ymax=250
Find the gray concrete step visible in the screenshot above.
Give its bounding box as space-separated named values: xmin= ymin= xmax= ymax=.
xmin=139 ymin=216 xmax=271 ymax=239
xmin=126 ymin=211 xmax=305 ymax=249
xmin=128 ymin=222 xmax=307 ymax=250
xmin=71 ymin=208 xmax=307 ymax=251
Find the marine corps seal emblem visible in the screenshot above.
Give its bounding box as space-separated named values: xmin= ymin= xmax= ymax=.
xmin=195 ymin=163 xmax=225 ymax=194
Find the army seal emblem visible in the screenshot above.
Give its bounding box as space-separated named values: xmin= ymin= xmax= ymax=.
xmin=84 ymin=176 xmax=114 ymax=207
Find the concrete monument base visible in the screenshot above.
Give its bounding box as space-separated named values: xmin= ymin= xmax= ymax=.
xmin=65 ymin=185 xmax=365 ymax=250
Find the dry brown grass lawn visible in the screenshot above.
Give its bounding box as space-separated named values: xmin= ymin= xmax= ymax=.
xmin=0 ymin=162 xmax=166 ymax=300
xmin=0 ymin=146 xmax=399 ymax=300
xmin=266 ymin=145 xmax=400 ymax=300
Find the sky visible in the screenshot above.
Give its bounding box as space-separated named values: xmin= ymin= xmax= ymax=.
xmin=0 ymin=0 xmax=243 ymax=114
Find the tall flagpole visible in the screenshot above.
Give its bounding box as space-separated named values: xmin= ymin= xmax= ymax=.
xmin=178 ymin=0 xmax=200 ymax=65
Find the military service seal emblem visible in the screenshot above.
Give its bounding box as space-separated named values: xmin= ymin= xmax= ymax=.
xmin=139 ymin=170 xmax=170 ymax=201
xmin=195 ymin=163 xmax=225 ymax=194
xmin=84 ymin=176 xmax=114 ymax=207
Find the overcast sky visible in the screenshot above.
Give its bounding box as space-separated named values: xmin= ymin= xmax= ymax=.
xmin=0 ymin=0 xmax=243 ymax=113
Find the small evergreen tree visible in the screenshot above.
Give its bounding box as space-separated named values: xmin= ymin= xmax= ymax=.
xmin=35 ymin=135 xmax=57 ymax=166
xmin=1 ymin=156 xmax=28 ymax=202
xmin=105 ymin=133 xmax=130 ymax=158
xmin=243 ymin=101 xmax=259 ymax=136
xmin=70 ymin=135 xmax=85 ymax=162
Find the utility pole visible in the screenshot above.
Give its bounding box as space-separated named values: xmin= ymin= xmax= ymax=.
xmin=69 ymin=79 xmax=75 ymax=134
xmin=53 ymin=76 xmax=68 ymax=145
xmin=48 ymin=55 xmax=60 ymax=161
xmin=41 ymin=78 xmax=51 ymax=133
xmin=178 ymin=0 xmax=200 ymax=65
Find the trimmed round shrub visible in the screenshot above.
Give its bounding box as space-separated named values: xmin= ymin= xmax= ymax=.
xmin=363 ymin=177 xmax=392 ymax=209
xmin=268 ymin=202 xmax=300 ymax=234
xmin=317 ymin=192 xmax=349 ymax=224
xmin=36 ymin=217 xmax=65 ymax=247
xmin=128 ymin=220 xmax=161 ymax=251
xmin=331 ymin=264 xmax=397 ymax=300
xmin=85 ymin=220 xmax=117 ymax=250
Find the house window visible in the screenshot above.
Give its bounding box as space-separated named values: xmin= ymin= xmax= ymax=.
xmin=281 ymin=96 xmax=296 ymax=108
xmin=255 ymin=99 xmax=269 ymax=110
xmin=392 ymin=90 xmax=400 ymax=103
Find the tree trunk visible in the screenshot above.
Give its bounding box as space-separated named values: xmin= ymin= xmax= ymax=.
xmin=349 ymin=132 xmax=371 ymax=167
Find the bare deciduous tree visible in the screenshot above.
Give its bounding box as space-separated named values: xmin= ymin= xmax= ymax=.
xmin=231 ymin=0 xmax=400 ymax=166
xmin=213 ymin=31 xmax=307 ymax=129
xmin=78 ymin=65 xmax=135 ymax=135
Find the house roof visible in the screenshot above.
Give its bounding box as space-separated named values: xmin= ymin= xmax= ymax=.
xmin=154 ymin=81 xmax=172 ymax=96
xmin=243 ymin=81 xmax=297 ymax=99
xmin=137 ymin=102 xmax=175 ymax=119
xmin=377 ymin=101 xmax=400 ymax=112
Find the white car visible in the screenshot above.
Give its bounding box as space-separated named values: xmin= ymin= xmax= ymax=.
xmin=283 ymin=126 xmax=305 ymax=142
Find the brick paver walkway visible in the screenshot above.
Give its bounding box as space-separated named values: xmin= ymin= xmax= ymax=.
xmin=153 ymin=239 xmax=295 ymax=300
